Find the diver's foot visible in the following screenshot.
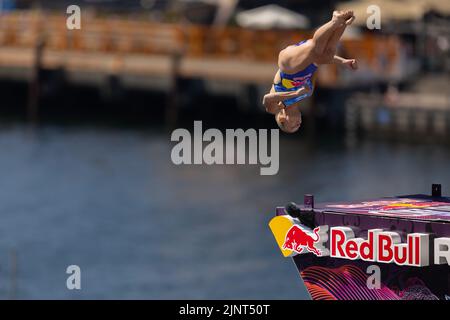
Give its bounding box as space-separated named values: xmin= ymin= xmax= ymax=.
xmin=345 ymin=14 xmax=355 ymax=26
xmin=332 ymin=10 xmax=354 ymax=26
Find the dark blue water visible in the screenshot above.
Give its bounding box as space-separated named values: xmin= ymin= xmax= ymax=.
xmin=0 ymin=123 xmax=449 ymax=299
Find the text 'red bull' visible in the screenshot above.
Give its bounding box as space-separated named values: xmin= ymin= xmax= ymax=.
xmin=330 ymin=227 xmax=430 ymax=267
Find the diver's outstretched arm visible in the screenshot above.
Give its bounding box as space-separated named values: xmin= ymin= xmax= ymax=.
xmin=263 ymin=86 xmax=311 ymax=114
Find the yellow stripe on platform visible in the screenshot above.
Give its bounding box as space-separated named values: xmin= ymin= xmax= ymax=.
xmin=269 ymin=215 xmax=296 ymax=258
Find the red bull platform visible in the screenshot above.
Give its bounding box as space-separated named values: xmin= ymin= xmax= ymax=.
xmin=269 ymin=184 xmax=450 ymax=300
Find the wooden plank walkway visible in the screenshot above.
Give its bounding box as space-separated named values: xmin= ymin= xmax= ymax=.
xmin=0 ymin=46 xmax=277 ymax=84
xmin=0 ymin=10 xmax=404 ymax=88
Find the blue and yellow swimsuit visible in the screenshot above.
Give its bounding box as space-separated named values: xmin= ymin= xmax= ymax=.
xmin=274 ymin=40 xmax=318 ymax=107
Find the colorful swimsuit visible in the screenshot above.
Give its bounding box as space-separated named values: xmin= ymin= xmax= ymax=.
xmin=274 ymin=40 xmax=318 ymax=107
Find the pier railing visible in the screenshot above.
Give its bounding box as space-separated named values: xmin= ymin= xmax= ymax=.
xmin=345 ymin=92 xmax=450 ymax=142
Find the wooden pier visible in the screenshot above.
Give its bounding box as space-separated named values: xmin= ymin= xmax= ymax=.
xmin=345 ymin=91 xmax=450 ymax=142
xmin=0 ymin=11 xmax=403 ymax=87
xmin=0 ymin=10 xmax=410 ymax=125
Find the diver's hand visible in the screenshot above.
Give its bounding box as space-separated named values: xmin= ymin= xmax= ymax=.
xmin=296 ymin=83 xmax=311 ymax=95
xmin=342 ymin=58 xmax=358 ymax=70
xmin=263 ymin=85 xmax=311 ymax=114
xmin=264 ymin=88 xmax=306 ymax=105
xmin=263 ymin=92 xmax=285 ymax=114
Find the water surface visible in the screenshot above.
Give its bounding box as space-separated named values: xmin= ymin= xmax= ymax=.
xmin=0 ymin=123 xmax=448 ymax=299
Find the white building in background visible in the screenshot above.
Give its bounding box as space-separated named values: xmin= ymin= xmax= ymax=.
xmin=236 ymin=4 xmax=310 ymax=30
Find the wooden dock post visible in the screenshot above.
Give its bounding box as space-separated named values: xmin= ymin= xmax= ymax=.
xmin=345 ymin=99 xmax=358 ymax=147
xmin=27 ymin=36 xmax=45 ymax=124
xmin=165 ymin=52 xmax=182 ymax=130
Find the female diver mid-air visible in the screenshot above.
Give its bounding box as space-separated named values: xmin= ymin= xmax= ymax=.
xmin=263 ymin=10 xmax=359 ymax=133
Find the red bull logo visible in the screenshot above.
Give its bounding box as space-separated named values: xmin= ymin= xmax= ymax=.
xmin=282 ymin=225 xmax=322 ymax=256
xmin=270 ymin=215 xmax=450 ymax=266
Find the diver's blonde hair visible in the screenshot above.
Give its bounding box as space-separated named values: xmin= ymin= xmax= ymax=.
xmin=275 ymin=113 xmax=289 ymax=133
xmin=275 ymin=110 xmax=302 ymax=133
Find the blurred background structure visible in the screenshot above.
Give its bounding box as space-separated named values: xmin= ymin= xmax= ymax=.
xmin=0 ymin=0 xmax=449 ymax=299
xmin=0 ymin=0 xmax=449 ymax=136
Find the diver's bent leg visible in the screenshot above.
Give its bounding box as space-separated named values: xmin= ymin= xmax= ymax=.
xmin=323 ymin=15 xmax=354 ymax=57
xmin=278 ymin=40 xmax=316 ymax=74
xmin=313 ymin=25 xmax=347 ymax=64
xmin=311 ymin=10 xmax=353 ymax=55
xmin=278 ymin=11 xmax=353 ymax=74
xmin=311 ymin=20 xmax=341 ymax=56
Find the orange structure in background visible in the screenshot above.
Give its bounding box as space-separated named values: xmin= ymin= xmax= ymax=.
xmin=0 ymin=11 xmax=402 ymax=86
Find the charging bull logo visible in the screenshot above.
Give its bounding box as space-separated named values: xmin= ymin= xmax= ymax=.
xmin=282 ymin=225 xmax=322 ymax=256
xmin=269 ymin=215 xmax=329 ymax=258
